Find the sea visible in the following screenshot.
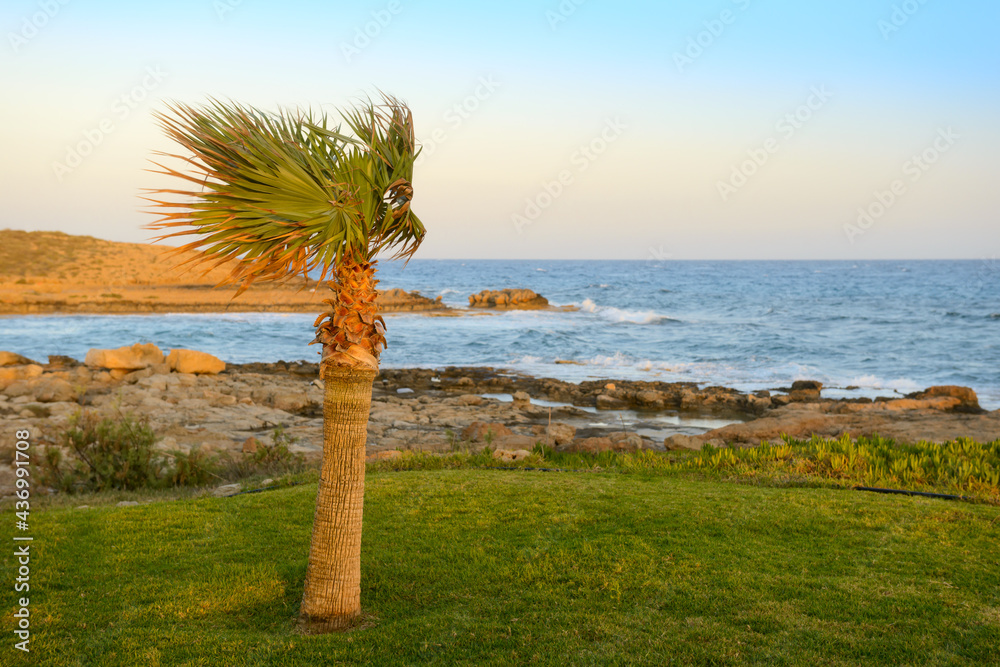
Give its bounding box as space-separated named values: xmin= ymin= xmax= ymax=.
xmin=2 ymin=260 xmax=998 ymax=409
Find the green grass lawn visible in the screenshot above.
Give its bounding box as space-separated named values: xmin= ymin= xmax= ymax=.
xmin=3 ymin=469 xmax=999 ymax=666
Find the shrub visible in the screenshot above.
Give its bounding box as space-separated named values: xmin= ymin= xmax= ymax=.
xmin=170 ymin=446 xmax=219 ymax=487
xmin=217 ymin=426 xmax=308 ymax=479
xmin=39 ymin=410 xmax=164 ymax=492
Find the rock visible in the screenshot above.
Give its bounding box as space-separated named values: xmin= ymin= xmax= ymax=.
xmin=455 ymin=394 xmax=484 ymax=406
xmin=377 ymin=288 xmax=449 ymax=312
xmin=744 ymin=394 xmax=773 ymax=414
xmin=788 ymin=380 xmax=822 ymax=402
xmin=461 ymin=421 xmax=513 ymax=442
xmin=492 ymin=448 xmax=533 ymax=462
xmin=635 ymin=390 xmax=666 ymax=408
xmin=47 ymin=355 xmax=80 ymax=368
xmin=911 ymin=386 xmax=981 ymax=412
xmin=791 ymin=380 xmax=823 ymax=391
xmin=212 ymin=483 xmax=242 ymax=498
xmin=609 ymin=432 xmax=644 ymax=451
xmin=166 ymin=349 xmax=225 ymax=375
xmin=545 ymin=422 xmax=576 ymax=446
xmin=698 ymin=410 xmax=840 ymax=445
xmin=512 ymin=391 xmax=531 ymax=406
xmin=32 ymin=377 xmax=76 ymax=403
xmin=604 ymin=383 xmax=616 ymax=391
xmin=116 ymin=501 xmax=140 ymax=508
xmin=3 ymin=380 xmax=36 ymax=399
xmin=493 ymin=434 xmax=537 ymax=449
xmin=123 ymin=367 xmax=156 ymax=384
xmin=241 ymin=437 xmax=262 ymax=454
xmin=468 ymin=289 xmax=549 ymax=309
xmin=562 ymin=436 xmax=614 ymax=454
xmin=85 ymin=343 xmax=164 ymax=370
xmin=0 ymin=364 xmax=44 ymax=390
xmin=0 ymin=352 xmax=37 ymax=366
xmin=664 ymin=434 xmax=704 ymax=450
xmin=596 ymin=394 xmax=628 ymax=410
xmin=271 ymin=392 xmax=311 ymax=413
xmin=208 ymin=393 xmax=237 ymax=407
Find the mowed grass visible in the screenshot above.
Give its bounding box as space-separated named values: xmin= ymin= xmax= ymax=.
xmin=3 ymin=470 xmax=999 ymax=666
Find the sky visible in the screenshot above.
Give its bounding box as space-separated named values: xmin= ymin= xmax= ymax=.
xmin=1 ymin=0 xmax=998 ymax=260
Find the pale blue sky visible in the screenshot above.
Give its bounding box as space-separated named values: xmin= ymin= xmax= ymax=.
xmin=1 ymin=0 xmax=997 ymax=259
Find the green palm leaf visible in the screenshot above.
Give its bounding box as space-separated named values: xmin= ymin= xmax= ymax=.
xmin=143 ymin=95 xmax=424 ymax=293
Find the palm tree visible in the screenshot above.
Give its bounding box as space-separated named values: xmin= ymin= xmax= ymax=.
xmin=145 ymin=95 xmax=424 ymax=633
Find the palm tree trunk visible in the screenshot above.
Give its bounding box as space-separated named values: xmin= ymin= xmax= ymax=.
xmin=299 ymin=364 xmax=377 ymax=632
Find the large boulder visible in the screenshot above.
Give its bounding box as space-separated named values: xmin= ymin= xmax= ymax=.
xmin=468 ymin=289 xmax=549 ymax=309
xmin=166 ymin=349 xmax=225 ymax=375
xmin=85 ymin=343 xmax=164 ymax=370
xmin=909 ymin=386 xmax=981 ymax=412
xmin=377 ymin=288 xmax=448 ymax=312
xmin=788 ymin=380 xmax=822 ymax=402
xmin=0 ymin=352 xmax=37 ymax=366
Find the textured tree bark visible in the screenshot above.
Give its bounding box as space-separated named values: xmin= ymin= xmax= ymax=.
xmin=298 ymin=364 xmax=377 ymax=633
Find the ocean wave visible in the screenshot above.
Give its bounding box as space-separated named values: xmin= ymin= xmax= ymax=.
xmin=578 ymin=299 xmax=678 ymax=325
xmin=844 ymin=375 xmax=921 ymax=394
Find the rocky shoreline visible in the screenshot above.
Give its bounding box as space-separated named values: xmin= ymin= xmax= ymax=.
xmin=3 ymin=345 xmax=998 ymax=499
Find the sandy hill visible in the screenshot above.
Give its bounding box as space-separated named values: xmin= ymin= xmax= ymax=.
xmin=0 ymin=229 xmax=234 ymax=286
xmin=0 ymin=229 xmax=445 ymax=315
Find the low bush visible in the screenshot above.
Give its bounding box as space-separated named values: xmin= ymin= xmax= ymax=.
xmin=39 ymin=410 xmax=164 ymax=493
xmin=38 ymin=411 xmax=311 ymax=493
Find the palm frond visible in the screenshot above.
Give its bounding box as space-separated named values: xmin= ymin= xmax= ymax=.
xmin=144 ymin=95 xmax=425 ymax=292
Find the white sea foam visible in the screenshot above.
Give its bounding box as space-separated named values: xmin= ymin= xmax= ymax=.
xmin=844 ymin=375 xmax=922 ymax=394
xmin=579 ymin=299 xmax=676 ymax=324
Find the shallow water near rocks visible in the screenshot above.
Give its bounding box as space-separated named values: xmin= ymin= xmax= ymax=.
xmin=480 ymin=392 xmax=743 ymax=441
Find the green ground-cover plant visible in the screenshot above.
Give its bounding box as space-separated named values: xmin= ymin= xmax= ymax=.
xmin=368 ymin=435 xmax=1000 ymax=504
